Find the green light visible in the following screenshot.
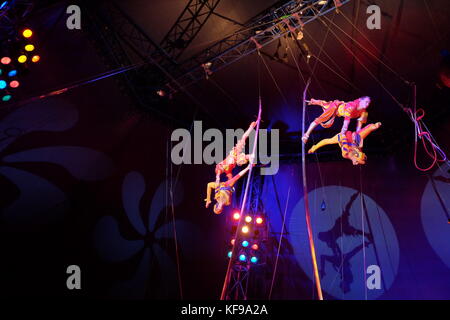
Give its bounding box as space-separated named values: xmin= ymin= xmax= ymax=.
xmin=2 ymin=94 xmax=11 ymax=102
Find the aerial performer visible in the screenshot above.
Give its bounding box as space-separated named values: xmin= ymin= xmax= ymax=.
xmin=214 ymin=121 xmax=256 ymax=184
xmin=301 ymin=96 xmax=372 ymax=144
xmin=308 ymin=122 xmax=382 ymax=165
xmin=205 ymin=162 xmax=254 ymax=214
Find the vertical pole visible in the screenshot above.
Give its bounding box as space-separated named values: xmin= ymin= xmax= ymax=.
xmin=301 ymin=78 xmax=324 ymax=300
xmin=220 ymin=97 xmax=262 ymax=300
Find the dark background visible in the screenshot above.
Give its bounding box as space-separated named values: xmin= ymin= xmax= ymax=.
xmin=0 ymin=0 xmax=449 ymax=299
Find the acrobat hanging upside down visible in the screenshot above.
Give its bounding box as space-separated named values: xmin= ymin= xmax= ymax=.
xmin=308 ymin=122 xmax=382 ymax=165
xmin=302 ymin=96 xmax=371 ymax=143
xmin=205 ymin=163 xmax=254 ymax=214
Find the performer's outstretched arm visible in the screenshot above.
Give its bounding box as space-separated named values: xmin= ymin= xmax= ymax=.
xmin=308 ymin=135 xmax=340 ymax=153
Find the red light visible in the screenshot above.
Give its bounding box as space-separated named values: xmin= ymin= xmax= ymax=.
xmin=256 ymin=217 xmax=263 ymax=224
xmin=252 ymin=244 xmax=259 ymax=250
xmin=1 ymin=57 xmax=11 ymax=65
xmin=10 ymin=80 xmax=20 ymax=88
xmin=231 ymin=239 xmax=235 ymax=245
xmin=233 ymin=212 xmax=240 ymax=220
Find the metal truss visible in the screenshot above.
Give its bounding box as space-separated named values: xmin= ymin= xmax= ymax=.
xmin=165 ymin=0 xmax=350 ymax=94
xmin=224 ymin=172 xmax=267 ymax=300
xmin=0 ymin=0 xmax=34 ymax=43
xmin=159 ymin=0 xmax=221 ymax=60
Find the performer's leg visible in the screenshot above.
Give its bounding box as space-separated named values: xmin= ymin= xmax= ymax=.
xmin=205 ymin=182 xmax=217 ymax=208
xmin=308 ymin=135 xmax=339 ymax=153
xmin=226 ymin=165 xmax=251 ymax=187
xmin=235 ymin=121 xmax=257 ymax=154
xmin=358 ymin=122 xmax=381 ymax=140
xmin=302 ymin=121 xmax=318 ymax=143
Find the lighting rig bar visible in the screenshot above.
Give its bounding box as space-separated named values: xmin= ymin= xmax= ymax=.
xmin=159 ymin=0 xmax=222 ymax=60
xmin=165 ymin=0 xmax=350 ymax=94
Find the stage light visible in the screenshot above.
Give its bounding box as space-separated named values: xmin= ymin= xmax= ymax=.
xmin=9 ymin=80 xmax=19 ymax=88
xmin=241 ymin=226 xmax=249 ymax=234
xmin=230 ymin=239 xmax=235 ymax=245
xmin=245 ymin=216 xmax=252 ymax=223
xmin=31 ymin=55 xmax=40 ymax=63
xmin=256 ymin=217 xmax=263 ymax=224
xmin=0 ymin=2 xmax=8 ymax=10
xmin=233 ymin=212 xmax=240 ymax=220
xmin=318 ymin=0 xmax=327 ymax=5
xmin=228 ymin=251 xmax=232 ymax=258
xmin=1 ymin=57 xmax=11 ymax=64
xmin=22 ymin=29 xmax=33 ymax=38
xmin=25 ymin=44 xmax=35 ymax=52
xmin=242 ymin=241 xmax=249 ymax=247
xmin=18 ymin=55 xmax=27 ymax=63
xmin=8 ymin=70 xmax=17 ymax=77
xmin=251 ymin=244 xmax=259 ymax=250
xmin=250 ymin=257 xmax=258 ymax=264
xmin=0 ymin=80 xmax=6 ymax=89
xmin=2 ymin=94 xmax=11 ymax=102
xmin=239 ymin=254 xmax=246 ymax=261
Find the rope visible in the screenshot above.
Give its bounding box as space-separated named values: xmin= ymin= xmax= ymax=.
xmin=301 ymin=78 xmax=324 ymax=300
xmin=268 ymin=187 xmax=291 ymax=300
xmin=359 ymin=166 xmax=367 ymax=300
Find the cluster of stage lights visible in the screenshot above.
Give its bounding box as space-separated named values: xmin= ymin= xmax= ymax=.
xmin=227 ymin=211 xmax=265 ymax=264
xmin=0 ymin=28 xmax=40 ymax=102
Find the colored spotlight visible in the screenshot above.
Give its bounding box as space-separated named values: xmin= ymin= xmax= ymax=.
xmin=239 ymin=254 xmax=246 ymax=261
xmin=8 ymin=70 xmax=17 ymax=77
xmin=0 ymin=80 xmax=6 ymax=89
xmin=1 ymin=57 xmax=11 ymax=64
xmin=232 ymin=212 xmax=240 ymax=220
xmin=0 ymin=2 xmax=8 ymax=10
xmin=230 ymin=239 xmax=235 ymax=245
xmin=18 ymin=55 xmax=27 ymax=63
xmin=241 ymin=226 xmax=249 ymax=234
xmin=228 ymin=251 xmax=232 ymax=258
xmin=245 ymin=216 xmax=252 ymax=223
xmin=2 ymin=94 xmax=11 ymax=102
xmin=22 ymin=29 xmax=33 ymax=38
xmin=242 ymin=241 xmax=249 ymax=247
xmin=251 ymin=257 xmax=258 ymax=264
xmin=31 ymin=55 xmax=40 ymax=63
xmin=25 ymin=44 xmax=35 ymax=52
xmin=10 ymin=80 xmax=19 ymax=88
xmin=251 ymin=244 xmax=259 ymax=250
xmin=256 ymin=217 xmax=263 ymax=224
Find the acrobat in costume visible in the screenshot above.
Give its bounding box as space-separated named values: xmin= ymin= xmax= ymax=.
xmin=308 ymin=122 xmax=382 ymax=165
xmin=205 ymin=164 xmax=253 ymax=214
xmin=302 ymin=97 xmax=371 ymax=143
xmin=214 ymin=121 xmax=256 ymax=184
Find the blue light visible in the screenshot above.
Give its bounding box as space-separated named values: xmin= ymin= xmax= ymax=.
xmin=0 ymin=80 xmax=7 ymax=89
xmin=227 ymin=251 xmax=232 ymax=258
xmin=239 ymin=254 xmax=246 ymax=261
xmin=242 ymin=240 xmax=249 ymax=247
xmin=251 ymin=257 xmax=258 ymax=264
xmin=8 ymin=70 xmax=17 ymax=77
xmin=0 ymin=2 xmax=8 ymax=10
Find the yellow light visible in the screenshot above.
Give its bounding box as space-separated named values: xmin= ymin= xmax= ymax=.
xmin=245 ymin=216 xmax=252 ymax=223
xmin=256 ymin=217 xmax=263 ymax=224
xmin=31 ymin=55 xmax=40 ymax=63
xmin=23 ymin=29 xmax=33 ymax=38
xmin=18 ymin=55 xmax=27 ymax=63
xmin=25 ymin=44 xmax=35 ymax=52
xmin=241 ymin=226 xmax=249 ymax=234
